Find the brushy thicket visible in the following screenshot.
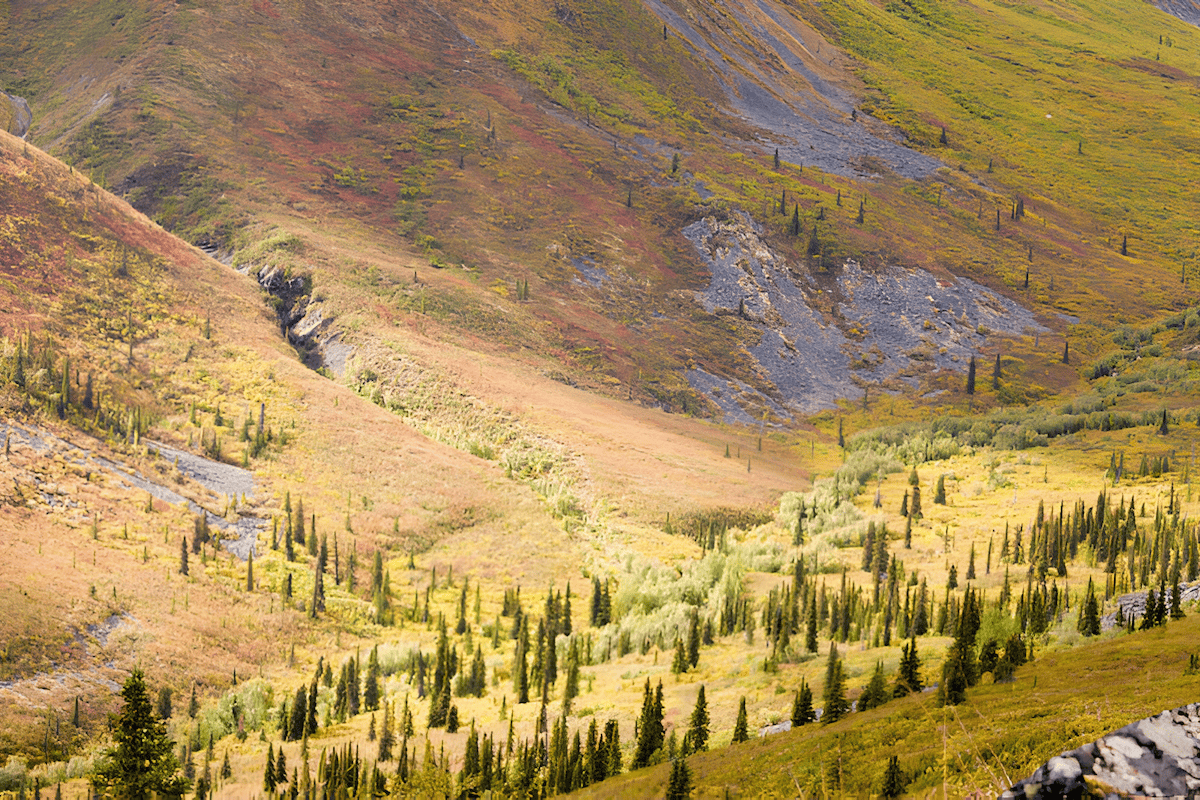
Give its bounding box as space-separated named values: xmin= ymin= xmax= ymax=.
xmin=591 ymin=532 xmax=788 ymax=660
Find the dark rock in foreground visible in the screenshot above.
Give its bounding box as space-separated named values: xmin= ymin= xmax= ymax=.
xmin=1003 ymin=703 xmax=1200 ymax=798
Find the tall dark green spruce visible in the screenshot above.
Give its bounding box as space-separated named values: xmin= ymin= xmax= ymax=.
xmin=92 ymin=670 xmax=189 ymax=798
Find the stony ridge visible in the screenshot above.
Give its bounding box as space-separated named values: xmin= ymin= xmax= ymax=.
xmin=1004 ymin=703 xmax=1200 ymax=798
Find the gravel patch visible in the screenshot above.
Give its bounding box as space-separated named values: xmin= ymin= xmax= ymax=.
xmin=0 ymin=420 xmax=263 ymax=560
xmin=571 ymin=256 xmax=610 ymax=287
xmin=687 ymin=367 xmax=789 ymax=424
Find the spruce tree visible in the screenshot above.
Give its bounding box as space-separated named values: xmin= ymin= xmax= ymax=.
xmin=179 ymin=536 xmax=189 ymax=576
xmin=264 ymin=743 xmax=277 ymax=793
xmin=791 ymin=680 xmax=816 ymax=726
xmin=665 ymin=756 xmax=692 ymax=800
xmin=857 ymin=661 xmax=889 ymax=712
xmin=881 ymin=755 xmax=905 ymax=797
xmin=93 ymin=670 xmax=189 ymax=798
xmin=934 ymin=475 xmax=946 ymax=505
xmin=686 ymin=685 xmax=709 ymax=753
xmin=992 ymin=353 xmax=1001 ymax=389
xmin=965 ymin=357 xmax=976 ymax=395
xmin=893 ymin=636 xmax=923 ymax=697
xmin=731 ymin=697 xmax=749 ymax=743
xmin=632 ymin=679 xmax=665 ymax=767
xmin=1081 ymin=579 xmax=1101 ymax=636
xmin=821 ymin=643 xmax=849 ymax=723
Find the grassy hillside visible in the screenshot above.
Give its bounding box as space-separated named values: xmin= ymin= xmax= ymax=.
xmin=2 ymin=0 xmax=1197 ymax=421
xmin=2 ymin=0 xmax=1200 ymax=798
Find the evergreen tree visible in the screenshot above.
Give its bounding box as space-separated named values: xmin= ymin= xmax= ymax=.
xmin=893 ymin=635 xmax=923 ymax=697
xmin=881 ymin=755 xmax=905 ymax=798
xmin=821 ymin=644 xmax=850 ymax=723
xmin=264 ymin=743 xmax=277 ymax=793
xmin=1081 ymin=579 xmax=1101 ymax=636
xmin=364 ymin=646 xmax=381 ymax=712
xmin=910 ymin=486 xmax=922 ymax=520
xmin=791 ymin=680 xmax=816 ymax=726
xmin=665 ymin=757 xmax=692 ymax=800
xmin=632 ymin=680 xmax=665 ymax=767
xmin=966 ymin=357 xmax=976 ymax=395
xmin=288 ymin=686 xmax=306 ymax=741
xmin=92 ymin=670 xmax=189 ymax=798
xmin=731 ymin=697 xmax=749 ymax=743
xmin=685 ymin=686 xmax=709 ymax=753
xmin=857 ymin=661 xmax=889 ymax=712
xmin=934 ymin=475 xmax=946 ymax=505
xmin=992 ymin=353 xmax=1001 ymax=389
xmin=179 ymin=536 xmax=189 ymax=576
xmin=155 ymin=687 xmax=172 ymax=721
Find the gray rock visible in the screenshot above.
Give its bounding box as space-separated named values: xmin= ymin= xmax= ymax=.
xmin=1004 ymin=703 xmax=1200 ymax=798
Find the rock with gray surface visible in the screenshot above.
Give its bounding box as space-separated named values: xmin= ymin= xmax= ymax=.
xmin=1003 ymin=703 xmax=1200 ymax=798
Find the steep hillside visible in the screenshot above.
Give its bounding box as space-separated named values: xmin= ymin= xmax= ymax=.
xmin=3 ymin=0 xmax=1196 ymax=423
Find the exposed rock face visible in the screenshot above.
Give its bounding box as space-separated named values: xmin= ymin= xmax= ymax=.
xmin=1154 ymin=0 xmax=1200 ymax=26
xmin=1003 ymin=704 xmax=1200 ymax=798
xmin=255 ymin=264 xmax=353 ymax=378
xmin=1 ymin=91 xmax=32 ymax=138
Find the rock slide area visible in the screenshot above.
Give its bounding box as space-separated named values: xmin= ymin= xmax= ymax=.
xmin=1004 ymin=704 xmax=1200 ymax=798
xmin=684 ymin=213 xmax=1047 ymax=417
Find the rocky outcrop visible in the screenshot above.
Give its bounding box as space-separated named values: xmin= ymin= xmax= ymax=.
xmin=255 ymin=264 xmax=353 ymax=378
xmin=1153 ymin=0 xmax=1200 ymax=26
xmin=1003 ymin=704 xmax=1200 ymax=798
xmin=1 ymin=91 xmax=32 ymax=138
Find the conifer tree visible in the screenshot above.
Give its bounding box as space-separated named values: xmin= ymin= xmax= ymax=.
xmin=245 ymin=551 xmax=254 ymax=591
xmin=731 ymin=697 xmax=749 ymax=743
xmin=857 ymin=661 xmax=889 ymax=712
xmin=671 ymin=638 xmax=688 ymax=675
xmin=1080 ymin=579 xmax=1101 ymax=636
xmin=791 ymin=680 xmax=816 ymax=726
xmin=966 ymin=357 xmax=976 ymax=395
xmin=179 ymin=536 xmax=189 ymax=576
xmin=910 ymin=485 xmax=922 ymax=520
xmin=685 ymin=685 xmax=709 ymax=753
xmin=893 ymin=635 xmax=923 ymax=697
xmin=92 ymin=670 xmax=188 ymax=798
xmin=632 ymin=679 xmax=666 ymax=767
xmin=881 ymin=755 xmax=905 ymax=797
xmin=364 ymin=646 xmax=381 ymax=711
xmin=822 ymin=643 xmax=850 ymax=723
xmin=264 ymin=743 xmax=277 ymax=793
xmin=993 ymin=353 xmax=1001 ymax=389
xmin=665 ymin=756 xmax=692 ymax=800
xmin=934 ymin=474 xmax=946 ymax=505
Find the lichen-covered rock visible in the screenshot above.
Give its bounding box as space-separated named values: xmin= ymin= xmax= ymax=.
xmin=1004 ymin=703 xmax=1200 ymax=798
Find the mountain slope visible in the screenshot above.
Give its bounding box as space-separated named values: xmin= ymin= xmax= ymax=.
xmin=5 ymin=0 xmax=1195 ymax=421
